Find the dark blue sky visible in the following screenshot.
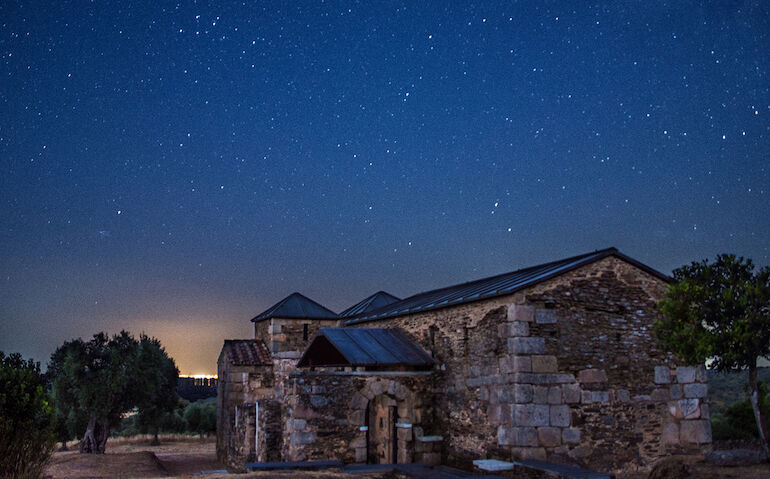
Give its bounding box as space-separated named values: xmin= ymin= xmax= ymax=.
xmin=1 ymin=1 xmax=768 ymax=374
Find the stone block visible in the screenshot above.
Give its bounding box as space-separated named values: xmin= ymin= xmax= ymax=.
xmin=291 ymin=419 xmax=307 ymax=431
xmin=654 ymin=366 xmax=671 ymax=384
xmin=514 ymin=373 xmax=574 ymax=384
xmin=548 ymin=386 xmax=562 ymax=404
xmin=669 ymin=399 xmax=700 ymax=419
xmin=531 ymin=355 xmax=558 ymax=373
xmin=350 ymin=392 xmax=367 ymax=410
xmin=701 ymin=403 xmax=710 ymax=419
xmin=498 ymin=385 xmax=514 ymax=403
xmin=670 ymin=384 xmax=683 ymax=400
xmin=490 ymin=404 xmax=512 ymax=425
xmin=581 ymin=391 xmax=593 ymax=404
xmin=310 ymin=395 xmax=328 ymax=407
xmin=550 ymin=405 xmax=570 ymax=427
xmin=350 ymin=435 xmax=366 ymax=448
xmin=677 ymin=366 xmax=697 ymax=384
xmin=695 ymin=365 xmax=708 ymax=383
xmin=680 ymin=419 xmax=712 ymax=444
xmin=578 ymin=369 xmax=607 ymax=384
xmin=661 ymin=423 xmax=679 ymax=445
xmin=508 ymin=337 xmax=545 ymax=355
xmin=422 ymin=452 xmax=441 ymax=466
xmin=515 ymin=384 xmax=534 ymax=404
xmin=616 ymin=389 xmax=630 ymax=402
xmin=499 ymin=426 xmax=537 ymax=447
xmin=563 ymin=384 xmax=581 ymax=404
xmin=370 ymin=381 xmax=385 ymax=396
xmin=513 ymin=356 xmax=532 ymax=372
xmin=592 ymin=391 xmax=610 ymax=403
xmin=533 ymin=386 xmax=548 ymax=404
xmin=537 ymin=427 xmax=561 ymax=447
xmin=684 ymin=383 xmax=708 ymax=399
xmin=508 ymin=304 xmax=534 ymax=322
xmin=290 ymin=431 xmax=316 ymax=445
xmin=500 ymin=321 xmax=530 ymax=338
xmin=535 ymin=309 xmax=557 ymax=324
xmin=562 ymin=427 xmax=581 ymax=444
xmin=513 ymin=404 xmax=550 ymax=427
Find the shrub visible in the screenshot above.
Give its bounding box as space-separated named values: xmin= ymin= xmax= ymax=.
xmin=0 ymin=351 xmax=57 ymax=479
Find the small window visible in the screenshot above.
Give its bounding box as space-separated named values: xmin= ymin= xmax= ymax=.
xmin=303 ymin=324 xmax=309 ymax=341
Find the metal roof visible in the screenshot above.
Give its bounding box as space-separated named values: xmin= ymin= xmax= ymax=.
xmin=339 ymin=291 xmax=401 ymax=317
xmin=343 ymin=247 xmax=669 ymax=325
xmin=222 ymin=339 xmax=271 ymax=366
xmin=296 ymin=328 xmax=434 ymax=368
xmin=251 ymin=292 xmax=338 ymax=323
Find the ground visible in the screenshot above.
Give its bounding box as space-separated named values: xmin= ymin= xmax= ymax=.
xmin=43 ymin=436 xmax=769 ymax=479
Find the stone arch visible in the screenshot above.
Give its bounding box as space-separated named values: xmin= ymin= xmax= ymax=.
xmin=348 ymin=378 xmax=416 ymax=464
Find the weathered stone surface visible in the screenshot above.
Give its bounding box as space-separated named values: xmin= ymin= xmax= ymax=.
xmin=562 ymin=383 xmax=581 ymax=404
xmin=537 ymin=426 xmax=561 ymax=447
xmin=508 ymin=337 xmax=545 ymax=355
xmin=498 ymin=426 xmax=538 ymax=447
xmin=515 ymin=384 xmax=534 ymax=404
xmin=616 ymin=389 xmax=630 ymax=402
xmin=578 ymin=369 xmax=608 ymax=384
xmin=677 ymin=366 xmax=697 ymax=384
xmin=706 ymin=449 xmax=769 ymax=466
xmin=670 ymin=384 xmax=683 ymax=400
xmin=531 ymin=355 xmax=558 ymax=373
xmin=680 ymin=419 xmax=712 ymax=444
xmin=661 ymin=423 xmax=679 ymax=445
xmin=535 ymin=309 xmax=557 ymax=324
xmin=291 ymin=431 xmax=316 ymax=445
xmin=547 ymin=386 xmax=562 ymax=404
xmin=309 ymin=395 xmax=328 ymax=407
xmin=654 ymin=366 xmax=671 ymax=384
xmin=695 ymin=365 xmax=708 ymax=383
xmin=508 ymin=304 xmax=534 ymax=322
xmin=550 ymin=405 xmax=570 ymax=427
xmin=683 ymin=383 xmax=708 ymax=399
xmin=516 ymin=447 xmax=547 ymax=461
xmin=651 ymin=388 xmax=670 ymax=402
xmin=514 ymin=373 xmax=574 ymax=384
xmin=669 ymin=399 xmax=700 ymax=419
xmin=513 ymin=404 xmax=550 ymax=427
xmin=291 ymin=419 xmax=307 ymax=431
xmin=533 ymin=386 xmax=548 ymax=404
xmin=562 ymin=427 xmax=581 ymax=444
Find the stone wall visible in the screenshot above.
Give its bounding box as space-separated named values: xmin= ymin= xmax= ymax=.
xmin=349 ymin=256 xmax=709 ymax=473
xmin=258 ymin=318 xmax=338 ymax=354
xmin=283 ymin=372 xmax=436 ymax=464
xmin=216 ymin=355 xmax=275 ymax=471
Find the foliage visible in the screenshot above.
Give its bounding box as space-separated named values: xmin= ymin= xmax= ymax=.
xmin=183 ymin=400 xmax=217 ymax=437
xmin=708 ymin=367 xmax=770 ymax=414
xmin=711 ymin=381 xmax=770 ymax=440
xmin=48 ymin=331 xmax=179 ymax=453
xmin=134 ymin=335 xmax=179 ymax=444
xmin=0 ymin=351 xmax=57 ymax=479
xmin=655 ymin=254 xmax=770 ymax=451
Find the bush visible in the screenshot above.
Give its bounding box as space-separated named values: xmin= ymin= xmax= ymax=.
xmin=0 ymin=351 xmax=57 ymax=479
xmin=183 ymin=401 xmax=217 ymax=437
xmin=711 ymin=381 xmax=770 ymax=441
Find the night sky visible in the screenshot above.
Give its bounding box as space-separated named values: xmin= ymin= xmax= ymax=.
xmin=1 ymin=2 xmax=768 ymax=375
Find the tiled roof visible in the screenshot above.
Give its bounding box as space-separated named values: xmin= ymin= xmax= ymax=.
xmin=251 ymin=292 xmax=338 ymax=323
xmin=343 ymin=247 xmax=669 ymax=325
xmin=339 ymin=291 xmax=401 ymax=317
xmin=222 ymin=339 xmax=271 ymax=366
xmin=297 ymin=328 xmax=434 ymax=368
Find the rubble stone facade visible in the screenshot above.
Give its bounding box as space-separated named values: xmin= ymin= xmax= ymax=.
xmin=217 ymin=252 xmax=711 ymax=475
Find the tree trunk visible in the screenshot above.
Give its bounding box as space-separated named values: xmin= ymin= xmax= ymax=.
xmin=80 ymin=416 xmax=99 ymax=453
xmin=96 ymin=419 xmax=110 ymax=453
xmin=748 ymin=365 xmax=769 ymax=456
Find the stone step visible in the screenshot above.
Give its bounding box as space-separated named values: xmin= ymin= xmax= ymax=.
xmin=246 ymin=459 xmax=343 ymax=471
xmin=514 ymin=459 xmax=612 ymax=479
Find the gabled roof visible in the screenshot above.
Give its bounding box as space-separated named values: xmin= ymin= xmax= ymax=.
xmin=222 ymin=339 xmax=271 ymax=366
xmin=251 ymin=292 xmax=338 ymax=323
xmin=297 ymin=328 xmax=434 ymax=368
xmin=339 ymin=291 xmax=401 ymax=318
xmin=343 ymin=247 xmax=669 ymax=325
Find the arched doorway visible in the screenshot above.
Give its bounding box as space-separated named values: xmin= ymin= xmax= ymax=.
xmin=366 ymin=394 xmax=398 ymax=464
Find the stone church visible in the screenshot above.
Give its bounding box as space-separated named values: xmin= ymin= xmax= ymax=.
xmin=216 ymin=247 xmax=711 ymax=474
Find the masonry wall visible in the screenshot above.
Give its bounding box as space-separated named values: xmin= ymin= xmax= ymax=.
xmin=261 ymin=318 xmax=339 ymax=354
xmin=282 ymin=372 xmax=436 ymax=464
xmin=216 ymin=354 xmax=275 ymax=471
xmin=350 ymin=256 xmax=710 ymax=473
